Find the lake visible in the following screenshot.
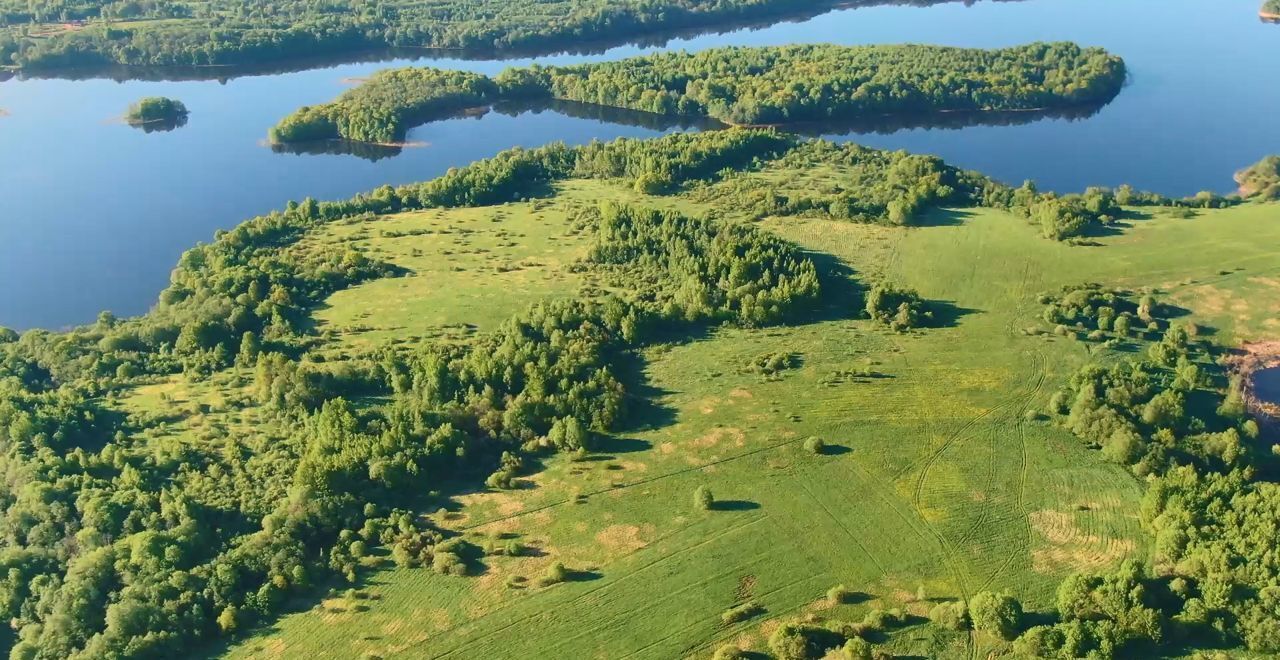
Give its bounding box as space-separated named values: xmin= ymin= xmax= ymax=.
xmin=1 ymin=0 xmax=1277 ymax=329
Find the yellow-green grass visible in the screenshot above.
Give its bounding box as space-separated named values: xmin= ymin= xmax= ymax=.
xmin=212 ymin=188 xmax=1280 ymax=659
xmin=306 ymin=180 xmax=664 ymax=355
xmin=115 ymin=369 xmax=266 ymax=449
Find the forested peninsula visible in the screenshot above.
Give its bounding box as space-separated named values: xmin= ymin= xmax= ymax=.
xmin=269 ymin=42 xmax=1127 ymax=145
xmin=0 ymin=0 xmax=955 ymax=70
xmin=0 ymin=129 xmax=1277 ymax=658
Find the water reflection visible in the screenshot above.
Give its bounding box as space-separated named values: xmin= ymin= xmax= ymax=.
xmin=126 ymin=114 xmax=190 ymax=133
xmin=270 ymin=138 xmax=405 ymax=161
xmin=1254 ymin=366 xmax=1280 ymax=407
xmin=792 ymin=100 xmax=1112 ymax=137
xmin=491 ymin=99 xmax=725 ymax=132
xmin=272 ymin=97 xmax=1109 ymax=163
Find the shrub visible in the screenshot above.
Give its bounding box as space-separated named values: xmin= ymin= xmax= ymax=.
xmin=827 ymin=584 xmax=853 ymax=605
xmin=862 ymin=608 xmax=902 ymax=630
xmin=712 ymin=644 xmax=749 ymax=660
xmin=969 ymin=591 xmax=1023 ymax=640
xmin=1013 ymin=625 xmax=1066 ymax=657
xmin=842 ymin=637 xmax=873 ymax=660
xmin=694 ymin=486 xmax=715 ymax=510
xmin=769 ymin=623 xmax=842 ymax=659
xmin=804 ymin=437 xmax=826 ymax=454
xmin=540 ymin=561 xmax=568 ymax=586
xmin=431 ymin=551 xmax=467 ymax=576
xmin=929 ymin=601 xmax=970 ymax=631
xmin=722 ymin=601 xmax=765 ymax=624
xmin=865 ymin=284 xmax=932 ymax=331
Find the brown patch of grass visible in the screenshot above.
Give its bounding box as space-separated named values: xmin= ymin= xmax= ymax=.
xmin=692 ymin=427 xmax=746 ymax=449
xmin=595 ymin=523 xmax=653 ymax=555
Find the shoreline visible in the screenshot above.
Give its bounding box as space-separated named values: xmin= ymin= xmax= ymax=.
xmin=718 ymin=104 xmax=1073 ymax=129
xmin=263 ymin=137 xmax=430 ymax=149
xmin=275 ymin=98 xmax=1116 ymax=148
xmin=1228 ymin=340 xmax=1280 ymax=434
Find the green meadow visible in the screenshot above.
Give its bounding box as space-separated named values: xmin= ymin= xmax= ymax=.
xmin=214 ymin=178 xmax=1279 ymax=659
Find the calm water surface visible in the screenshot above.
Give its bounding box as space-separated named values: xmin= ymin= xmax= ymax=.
xmin=1256 ymin=367 xmax=1280 ymax=407
xmin=0 ymin=0 xmax=1277 ymax=329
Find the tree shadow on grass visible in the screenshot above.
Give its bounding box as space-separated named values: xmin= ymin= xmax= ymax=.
xmin=818 ymin=443 xmax=852 ymax=456
xmin=912 ymin=207 xmax=971 ymax=227
xmin=927 ymin=300 xmax=980 ymax=329
xmin=610 ymin=347 xmax=679 ymax=433
xmin=793 ymin=252 xmax=863 ymax=325
xmin=833 ymin=590 xmax=874 ymax=605
xmin=593 ymin=436 xmax=653 ymax=454
xmin=566 ymin=568 xmax=604 ymax=582
xmin=711 ymin=500 xmax=761 ymax=511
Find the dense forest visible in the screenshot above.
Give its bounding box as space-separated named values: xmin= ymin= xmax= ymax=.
xmin=270 ymin=42 xmax=1126 ymax=144
xmin=0 ymin=0 xmax=943 ymax=70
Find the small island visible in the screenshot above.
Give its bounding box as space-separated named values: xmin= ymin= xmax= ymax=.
xmin=125 ymin=97 xmax=189 ymax=132
xmin=269 ymin=42 xmax=1127 ymax=146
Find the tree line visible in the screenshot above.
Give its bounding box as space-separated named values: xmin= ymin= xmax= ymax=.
xmin=270 ymin=42 xmax=1127 ymax=145
xmin=0 ymin=0 xmax=916 ymax=70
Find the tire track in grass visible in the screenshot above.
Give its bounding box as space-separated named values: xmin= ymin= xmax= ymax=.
xmin=628 ymin=571 xmax=830 ymax=660
xmin=533 ymin=551 xmax=806 ymax=660
xmin=791 ymin=473 xmax=888 ymax=576
xmin=427 ymin=516 xmax=775 ymax=658
xmin=906 ymin=348 xmax=1045 ymax=660
xmin=976 ymin=356 xmax=1043 ymax=594
xmin=444 ymin=537 xmax=801 ymax=660
xmin=952 ymin=351 xmax=1043 ymax=556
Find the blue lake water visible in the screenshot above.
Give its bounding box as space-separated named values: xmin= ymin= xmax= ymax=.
xmin=0 ymin=0 xmax=1277 ymax=329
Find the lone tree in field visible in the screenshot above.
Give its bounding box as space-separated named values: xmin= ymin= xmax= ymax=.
xmin=969 ymin=591 xmax=1023 ymax=640
xmin=694 ymin=485 xmax=715 ymax=510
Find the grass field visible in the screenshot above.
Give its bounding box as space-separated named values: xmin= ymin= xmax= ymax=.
xmin=207 ymin=180 xmax=1280 ymax=659
xmin=306 ymin=181 xmax=664 ymax=355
